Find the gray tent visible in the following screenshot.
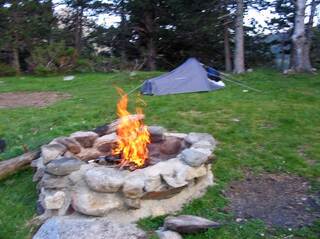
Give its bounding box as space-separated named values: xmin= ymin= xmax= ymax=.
xmin=141 ymin=58 xmax=224 ymax=96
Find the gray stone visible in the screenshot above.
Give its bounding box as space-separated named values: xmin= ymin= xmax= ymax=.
xmin=164 ymin=215 xmax=220 ymax=233
xmin=33 ymin=217 xmax=147 ymax=239
xmin=192 ymin=140 xmax=214 ymax=149
xmin=123 ymin=175 xmax=145 ymax=198
xmin=148 ymin=126 xmax=166 ymax=136
xmin=180 ymin=148 xmax=210 ymax=167
xmin=39 ymin=173 xmax=70 ymax=189
xmin=185 ymin=133 xmax=216 ymax=146
xmin=71 ymin=188 xmax=123 ymax=216
xmin=94 ymin=133 xmax=117 ymax=153
xmin=156 ymin=229 xmax=182 ymax=239
xmin=53 ymin=137 xmax=82 ymax=154
xmin=85 ymin=167 xmax=125 ymax=193
xmin=45 ymin=157 xmax=85 ymax=176
xmin=148 ymin=126 xmax=166 ymax=142
xmin=43 ymin=191 xmax=66 ymax=210
xmin=70 ymin=131 xmax=98 ymax=148
xmin=41 ymin=144 xmax=67 ymax=164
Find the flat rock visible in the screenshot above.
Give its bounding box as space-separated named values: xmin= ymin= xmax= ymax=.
xmin=70 ymin=131 xmax=98 ymax=148
xmin=41 ymin=144 xmax=67 ymax=164
xmin=71 ymin=188 xmax=123 ymax=216
xmin=33 ymin=217 xmax=147 ymax=239
xmin=156 ymin=229 xmax=182 ymax=239
xmin=45 ymin=157 xmax=85 ymax=176
xmin=164 ymin=215 xmax=220 ymax=233
xmin=85 ymin=167 xmax=125 ymax=193
xmin=185 ymin=133 xmax=216 ymax=146
xmin=39 ymin=173 xmax=70 ymax=189
xmin=180 ymin=148 xmax=210 ymax=167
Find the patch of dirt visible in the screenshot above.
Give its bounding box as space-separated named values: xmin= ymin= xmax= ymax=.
xmin=0 ymin=92 xmax=70 ymax=108
xmin=224 ymin=173 xmax=320 ymax=228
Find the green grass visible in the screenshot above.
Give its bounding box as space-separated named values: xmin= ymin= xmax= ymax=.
xmin=0 ymin=69 xmax=320 ymax=238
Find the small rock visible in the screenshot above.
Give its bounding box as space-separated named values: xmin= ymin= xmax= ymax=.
xmin=156 ymin=229 xmax=183 ymax=239
xmin=43 ymin=191 xmax=66 ymax=210
xmin=94 ymin=133 xmax=117 ymax=153
xmin=70 ymin=131 xmax=98 ymax=148
xmin=33 ymin=217 xmax=147 ymax=239
xmin=41 ymin=144 xmax=67 ymax=164
xmin=53 ymin=137 xmax=82 ymax=154
xmin=180 ymin=148 xmax=210 ymax=167
xmin=45 ymin=157 xmax=84 ymax=176
xmin=85 ymin=167 xmax=125 ymax=193
xmin=164 ymin=215 xmax=220 ymax=233
xmin=123 ymin=175 xmax=145 ymax=198
xmin=164 ymin=133 xmax=187 ymax=139
xmin=160 ymin=137 xmax=181 ymax=155
xmin=63 ymin=75 xmax=75 ymax=81
xmin=192 ymin=140 xmax=214 ymax=150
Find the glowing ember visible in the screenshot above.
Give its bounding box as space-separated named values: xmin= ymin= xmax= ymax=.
xmin=112 ymin=87 xmax=150 ymax=168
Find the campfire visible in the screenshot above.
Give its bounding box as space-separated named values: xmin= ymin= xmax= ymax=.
xmin=112 ymin=87 xmax=150 ymax=169
xmin=32 ymin=88 xmax=217 ymax=223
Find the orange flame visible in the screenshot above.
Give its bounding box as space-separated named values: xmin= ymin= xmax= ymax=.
xmin=112 ymin=87 xmax=150 ymax=167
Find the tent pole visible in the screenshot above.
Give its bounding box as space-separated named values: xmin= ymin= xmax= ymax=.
xmin=220 ymin=75 xmax=262 ymax=92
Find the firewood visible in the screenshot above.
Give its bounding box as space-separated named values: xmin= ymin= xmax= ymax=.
xmin=0 ymin=150 xmax=40 ymax=180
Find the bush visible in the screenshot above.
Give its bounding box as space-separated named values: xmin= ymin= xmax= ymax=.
xmin=0 ymin=63 xmax=16 ymax=76
xmin=28 ymin=41 xmax=76 ymax=75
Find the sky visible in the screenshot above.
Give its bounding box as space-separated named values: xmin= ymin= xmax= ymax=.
xmin=54 ymin=1 xmax=319 ymax=34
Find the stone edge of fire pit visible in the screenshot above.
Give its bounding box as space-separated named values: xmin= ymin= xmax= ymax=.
xmin=32 ymin=126 xmax=217 ymax=224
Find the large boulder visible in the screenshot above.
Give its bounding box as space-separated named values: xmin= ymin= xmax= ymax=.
xmin=33 ymin=217 xmax=147 ymax=239
xmin=71 ymin=188 xmax=123 ymax=216
xmin=164 ymin=215 xmax=220 ymax=233
xmin=85 ymin=167 xmax=126 ymax=193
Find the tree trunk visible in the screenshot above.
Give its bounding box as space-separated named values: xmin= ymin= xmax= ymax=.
xmin=233 ymin=0 xmax=245 ymax=74
xmin=74 ymin=7 xmax=83 ymax=56
xmin=12 ymin=45 xmax=21 ymax=75
xmin=224 ymin=25 xmax=232 ymax=72
xmin=144 ymin=12 xmax=157 ymax=71
xmin=291 ymin=0 xmax=312 ymax=72
xmin=304 ymin=0 xmax=318 ymax=70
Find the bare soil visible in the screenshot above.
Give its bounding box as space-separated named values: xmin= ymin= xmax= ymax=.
xmin=0 ymin=92 xmax=70 ymax=108
xmin=224 ymin=173 xmax=320 ymax=228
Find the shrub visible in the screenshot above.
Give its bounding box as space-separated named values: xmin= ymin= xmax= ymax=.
xmin=0 ymin=63 xmax=16 ymax=76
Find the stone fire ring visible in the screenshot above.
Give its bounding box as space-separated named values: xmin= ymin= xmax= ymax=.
xmin=32 ymin=126 xmax=217 ymax=223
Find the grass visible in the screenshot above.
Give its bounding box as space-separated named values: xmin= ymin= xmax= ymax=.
xmin=0 ymin=69 xmax=319 ymax=238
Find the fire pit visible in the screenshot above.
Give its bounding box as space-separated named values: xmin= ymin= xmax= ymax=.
xmin=32 ymin=90 xmax=217 ymax=223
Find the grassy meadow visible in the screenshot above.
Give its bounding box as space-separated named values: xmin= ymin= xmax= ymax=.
xmin=0 ymin=69 xmax=319 ymax=238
